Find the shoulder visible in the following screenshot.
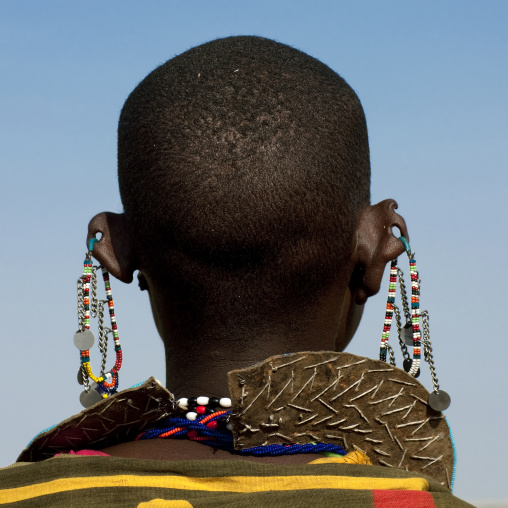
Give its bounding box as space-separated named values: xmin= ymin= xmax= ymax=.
xmin=0 ymin=456 xmax=474 ymax=507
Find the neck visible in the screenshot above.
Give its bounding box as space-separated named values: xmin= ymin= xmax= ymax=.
xmin=143 ymin=271 xmax=356 ymax=397
xmin=164 ymin=331 xmax=331 ymax=397
xmin=159 ymin=281 xmax=356 ymax=397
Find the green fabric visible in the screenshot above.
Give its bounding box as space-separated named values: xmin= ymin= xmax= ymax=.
xmin=0 ymin=456 xmax=474 ymax=507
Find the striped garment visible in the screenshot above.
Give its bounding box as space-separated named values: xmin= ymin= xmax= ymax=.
xmin=0 ymin=455 xmax=474 ymax=507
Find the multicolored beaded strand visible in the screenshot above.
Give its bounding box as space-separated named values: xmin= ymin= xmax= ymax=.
xmin=136 ymin=400 xmax=347 ymax=457
xmin=379 ymin=237 xmax=420 ymax=376
xmin=176 ymin=396 xmax=233 ymax=422
xmin=74 ymin=238 xmax=123 ymax=408
xmin=379 ymin=259 xmax=398 ymax=364
xmin=407 ymin=252 xmax=421 ymax=377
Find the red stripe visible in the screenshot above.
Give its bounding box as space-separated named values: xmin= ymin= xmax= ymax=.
xmin=373 ymin=490 xmax=436 ymax=508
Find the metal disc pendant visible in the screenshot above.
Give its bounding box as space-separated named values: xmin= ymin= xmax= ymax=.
xmin=403 ymin=358 xmax=420 ymax=378
xmin=74 ymin=330 xmax=95 ymax=350
xmin=402 ymin=322 xmax=413 ymax=345
xmin=77 ymin=368 xmax=84 ymax=385
xmin=428 ymin=390 xmax=451 ymax=411
xmin=79 ymin=389 xmax=102 ymax=408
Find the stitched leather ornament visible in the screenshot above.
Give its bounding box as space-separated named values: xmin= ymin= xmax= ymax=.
xmin=18 ymin=378 xmax=175 ymax=462
xmin=228 ymin=351 xmax=454 ymax=488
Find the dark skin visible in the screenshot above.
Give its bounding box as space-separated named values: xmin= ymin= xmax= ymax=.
xmin=88 ymin=199 xmax=408 ymax=462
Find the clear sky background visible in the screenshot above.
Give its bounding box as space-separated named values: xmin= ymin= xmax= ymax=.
xmin=1 ymin=1 xmax=506 ymax=505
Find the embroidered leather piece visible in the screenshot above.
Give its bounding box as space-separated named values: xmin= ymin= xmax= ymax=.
xmin=228 ymin=351 xmax=454 ymax=487
xmin=18 ymin=378 xmax=176 ymax=462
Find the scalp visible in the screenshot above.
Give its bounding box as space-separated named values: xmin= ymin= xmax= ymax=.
xmin=118 ymin=36 xmax=370 ymax=326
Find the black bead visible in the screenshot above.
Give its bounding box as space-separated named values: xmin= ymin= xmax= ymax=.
xmin=188 ymin=397 xmax=197 ymax=405
xmin=403 ymin=358 xmax=420 ymax=378
xmin=217 ymin=416 xmax=229 ymax=428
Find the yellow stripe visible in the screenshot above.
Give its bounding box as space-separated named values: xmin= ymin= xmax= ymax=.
xmin=0 ymin=474 xmax=429 ymax=503
xmin=138 ymin=501 xmax=193 ymax=507
xmin=309 ymin=451 xmax=372 ymax=466
xmin=309 ymin=450 xmax=372 ymax=465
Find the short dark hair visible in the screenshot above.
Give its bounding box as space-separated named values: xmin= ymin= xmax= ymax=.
xmin=118 ymin=36 xmax=370 ymax=334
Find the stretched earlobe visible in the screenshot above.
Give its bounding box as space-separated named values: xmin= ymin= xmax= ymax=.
xmin=87 ymin=212 xmax=136 ymax=283
xmin=351 ymin=199 xmax=408 ymax=305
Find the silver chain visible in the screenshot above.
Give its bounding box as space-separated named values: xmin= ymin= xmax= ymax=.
xmin=421 ymin=310 xmax=440 ymax=392
xmin=76 ymin=257 xmax=102 ymax=392
xmin=76 ymin=276 xmax=85 ymax=332
xmin=397 ymin=267 xmax=411 ymax=322
xmin=393 ymin=305 xmax=410 ymax=361
xmin=386 ymin=343 xmax=396 ymax=367
xmin=90 ymin=267 xmax=98 ymax=318
xmin=81 ymin=364 xmax=90 ymax=392
xmin=77 ymin=271 xmax=90 ymax=391
xmin=97 ymin=300 xmax=110 ymax=376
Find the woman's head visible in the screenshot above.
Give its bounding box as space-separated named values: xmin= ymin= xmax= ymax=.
xmin=88 ymin=37 xmax=406 ymax=367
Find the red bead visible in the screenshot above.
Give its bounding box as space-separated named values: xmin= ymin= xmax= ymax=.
xmin=187 ymin=430 xmax=198 ymax=439
xmin=206 ymin=421 xmax=218 ymax=430
xmin=196 ymin=405 xmax=206 ymax=414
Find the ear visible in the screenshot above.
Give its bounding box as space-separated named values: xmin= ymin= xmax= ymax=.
xmin=350 ymin=199 xmax=408 ymax=305
xmin=87 ymin=212 xmax=136 ymax=283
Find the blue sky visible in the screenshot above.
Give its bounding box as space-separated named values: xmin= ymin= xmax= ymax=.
xmin=1 ymin=1 xmax=506 ymax=504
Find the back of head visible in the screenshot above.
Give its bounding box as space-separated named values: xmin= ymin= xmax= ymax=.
xmin=118 ymin=36 xmax=370 ymax=337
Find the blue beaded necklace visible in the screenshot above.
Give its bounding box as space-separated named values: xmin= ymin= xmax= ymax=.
xmin=136 ymin=409 xmax=347 ymax=457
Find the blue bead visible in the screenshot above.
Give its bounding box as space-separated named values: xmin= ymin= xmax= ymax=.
xmin=88 ymin=238 xmax=98 ymax=252
xmin=398 ymin=236 xmax=411 ymax=253
xmin=135 ymin=408 xmax=346 ymax=458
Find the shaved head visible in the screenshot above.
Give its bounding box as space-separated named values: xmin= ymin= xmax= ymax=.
xmin=118 ymin=36 xmax=370 ymax=336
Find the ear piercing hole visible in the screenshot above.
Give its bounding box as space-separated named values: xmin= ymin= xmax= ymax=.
xmin=88 ymin=232 xmax=103 ymax=253
xmin=391 ymin=226 xmax=401 ymax=238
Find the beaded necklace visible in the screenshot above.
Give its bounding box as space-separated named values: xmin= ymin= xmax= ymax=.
xmin=136 ymin=396 xmax=347 ymax=457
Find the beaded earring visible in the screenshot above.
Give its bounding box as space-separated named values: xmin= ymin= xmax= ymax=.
xmin=379 ymin=236 xmax=450 ymax=411
xmin=73 ymin=238 xmax=123 ymax=408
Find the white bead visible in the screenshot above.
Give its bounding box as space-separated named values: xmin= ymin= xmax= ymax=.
xmin=197 ymin=396 xmax=209 ymax=405
xmin=219 ymin=397 xmax=232 ymax=408
xmin=186 ymin=411 xmax=198 ymax=421
xmin=226 ymin=422 xmax=233 ymax=431
xmin=177 ymin=398 xmax=188 ymax=409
